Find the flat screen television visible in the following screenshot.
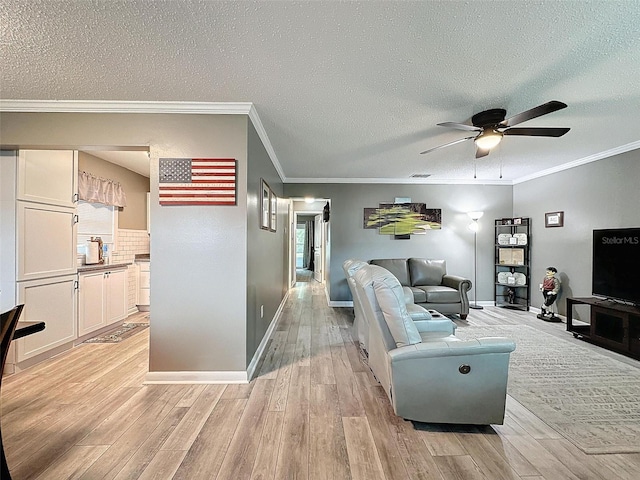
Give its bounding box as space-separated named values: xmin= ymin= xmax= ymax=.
xmin=592 ymin=227 xmax=640 ymax=305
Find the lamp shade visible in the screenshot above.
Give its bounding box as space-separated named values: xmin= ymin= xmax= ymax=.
xmin=474 ymin=130 xmax=502 ymax=150
xmin=467 ymin=211 xmax=484 ymax=221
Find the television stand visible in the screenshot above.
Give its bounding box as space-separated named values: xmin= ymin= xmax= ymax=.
xmin=566 ymin=297 xmax=640 ymax=360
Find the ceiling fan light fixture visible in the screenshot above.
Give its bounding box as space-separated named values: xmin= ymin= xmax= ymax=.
xmin=474 ymin=129 xmax=503 ymax=150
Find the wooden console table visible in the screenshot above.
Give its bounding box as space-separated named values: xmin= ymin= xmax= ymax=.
xmin=566 ymin=296 xmax=640 ymax=360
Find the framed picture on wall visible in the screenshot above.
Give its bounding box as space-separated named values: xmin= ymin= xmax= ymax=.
xmin=545 ymin=211 xmax=564 ymax=227
xmin=260 ymin=179 xmax=270 ymax=230
xmin=269 ymin=189 xmax=277 ymax=232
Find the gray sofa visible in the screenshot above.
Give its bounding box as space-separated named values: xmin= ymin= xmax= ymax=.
xmin=352 ymin=263 xmax=516 ymax=425
xmin=370 ymin=258 xmax=472 ymax=319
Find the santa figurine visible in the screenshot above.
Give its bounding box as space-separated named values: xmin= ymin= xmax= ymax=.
xmin=537 ymin=267 xmax=561 ymax=322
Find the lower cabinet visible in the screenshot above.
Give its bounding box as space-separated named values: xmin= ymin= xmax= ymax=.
xmin=137 ymin=261 xmax=150 ymax=311
xmin=15 ymin=274 xmax=77 ymax=362
xmin=78 ymin=267 xmax=127 ymax=337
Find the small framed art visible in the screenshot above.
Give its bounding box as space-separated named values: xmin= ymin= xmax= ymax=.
xmin=260 ymin=179 xmax=270 ymax=230
xmin=545 ymin=211 xmax=564 ymax=228
xmin=269 ymin=190 xmax=277 ymax=232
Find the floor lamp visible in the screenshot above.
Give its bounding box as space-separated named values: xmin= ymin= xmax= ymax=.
xmin=468 ymin=211 xmax=484 ymax=310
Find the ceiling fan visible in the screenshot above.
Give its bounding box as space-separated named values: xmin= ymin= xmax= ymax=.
xmin=420 ymin=100 xmax=570 ymax=159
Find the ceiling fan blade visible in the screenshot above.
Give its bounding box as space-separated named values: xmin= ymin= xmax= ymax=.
xmin=503 ymin=127 xmax=570 ymax=137
xmin=500 ymin=101 xmax=567 ymax=127
xmin=437 ymin=122 xmax=482 ymax=132
xmin=475 ymin=147 xmax=490 ymax=159
xmin=420 ymin=136 xmax=475 ymax=155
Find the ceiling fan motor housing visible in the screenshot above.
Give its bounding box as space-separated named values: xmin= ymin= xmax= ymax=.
xmin=472 ymin=108 xmax=507 ymax=128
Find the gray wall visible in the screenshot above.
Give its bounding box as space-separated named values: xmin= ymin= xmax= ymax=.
xmin=285 ymin=183 xmax=514 ymax=303
xmin=513 ymin=149 xmax=640 ymax=316
xmin=0 ymin=112 xmax=267 ymax=373
xmin=246 ymin=122 xmax=287 ymax=366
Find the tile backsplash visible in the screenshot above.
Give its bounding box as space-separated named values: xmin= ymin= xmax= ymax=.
xmin=112 ymin=229 xmax=150 ymax=264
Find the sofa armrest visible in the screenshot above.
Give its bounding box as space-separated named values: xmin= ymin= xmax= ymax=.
xmin=388 ymin=337 xmax=516 ymax=363
xmin=442 ymin=274 xmax=471 ymax=292
xmin=413 ymin=318 xmax=456 ymax=335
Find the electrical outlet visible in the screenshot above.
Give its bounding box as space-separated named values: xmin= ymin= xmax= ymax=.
xmin=260 ymin=305 xmax=264 ymax=318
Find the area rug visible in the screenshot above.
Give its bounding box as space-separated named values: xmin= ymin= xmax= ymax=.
xmin=84 ymin=322 xmax=149 ymax=344
xmin=456 ymin=324 xmax=640 ymax=454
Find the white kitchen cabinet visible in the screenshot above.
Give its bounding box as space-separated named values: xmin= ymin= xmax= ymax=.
xmin=77 ymin=271 xmax=105 ymax=337
xmin=78 ymin=267 xmax=127 ymax=337
xmin=137 ymin=261 xmax=150 ymax=311
xmin=15 ymin=274 xmax=77 ymax=362
xmin=18 ymin=150 xmax=78 ymax=207
xmin=106 ymin=268 xmax=127 ymax=324
xmin=17 ymin=201 xmax=78 ymax=281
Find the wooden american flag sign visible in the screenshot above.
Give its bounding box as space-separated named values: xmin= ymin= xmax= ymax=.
xmin=159 ymin=158 xmax=237 ymax=206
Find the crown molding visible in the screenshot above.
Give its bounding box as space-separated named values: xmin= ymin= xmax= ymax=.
xmin=284 ymin=177 xmax=513 ymax=185
xmin=513 ymin=140 xmax=640 ymax=185
xmin=0 ymin=100 xmax=286 ymax=182
xmin=0 ymin=99 xmax=253 ymax=114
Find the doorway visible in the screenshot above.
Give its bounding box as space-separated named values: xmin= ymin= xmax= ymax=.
xmin=295 ymin=213 xmax=318 ymax=283
xmin=290 ymin=199 xmax=330 ymax=288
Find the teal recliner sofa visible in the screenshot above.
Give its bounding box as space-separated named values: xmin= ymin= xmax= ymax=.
xmin=352 ymin=263 xmax=515 ymax=425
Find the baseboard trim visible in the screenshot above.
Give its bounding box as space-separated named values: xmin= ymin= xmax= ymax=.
xmin=144 ymin=290 xmax=291 ymax=385
xmin=144 ymin=371 xmax=248 ymax=384
xmin=246 ymin=289 xmax=290 ymax=381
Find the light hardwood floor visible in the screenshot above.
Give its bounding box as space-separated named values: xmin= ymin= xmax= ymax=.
xmin=2 ymin=280 xmax=640 ymax=480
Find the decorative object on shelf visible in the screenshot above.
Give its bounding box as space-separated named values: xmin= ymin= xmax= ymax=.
xmin=495 ymin=217 xmax=531 ymax=310
xmin=468 ymin=211 xmax=484 ymax=310
xmin=363 ymin=203 xmax=441 ymax=236
xmin=545 ymin=211 xmax=564 ymax=227
xmin=513 ymin=233 xmax=528 ymax=245
xmin=159 ymin=158 xmax=237 ymax=206
xmin=513 ymin=272 xmax=527 ymax=285
xmin=497 ymin=233 xmax=512 ymax=245
xmin=498 ymin=248 xmax=525 ymax=265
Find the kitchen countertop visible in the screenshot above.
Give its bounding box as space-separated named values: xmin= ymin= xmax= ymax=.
xmin=135 ymin=254 xmax=150 ymax=261
xmin=77 ymin=262 xmax=130 ymax=273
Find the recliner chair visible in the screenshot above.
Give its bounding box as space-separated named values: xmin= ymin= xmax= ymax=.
xmin=352 ymin=264 xmax=516 ymax=425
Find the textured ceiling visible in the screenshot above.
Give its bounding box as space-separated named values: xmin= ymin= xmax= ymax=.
xmin=1 ymin=1 xmax=639 ymax=183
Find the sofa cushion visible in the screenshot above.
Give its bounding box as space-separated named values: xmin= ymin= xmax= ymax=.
xmin=416 ymin=285 xmax=460 ymax=303
xmin=370 ymin=259 xmax=411 ymax=286
xmin=408 ymin=286 xmax=427 ymax=303
xmin=408 ymin=258 xmax=446 ymax=286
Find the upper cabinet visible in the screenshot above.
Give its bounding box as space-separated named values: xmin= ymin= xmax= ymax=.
xmin=17 ymin=202 xmax=78 ymax=281
xmin=18 ymin=150 xmax=78 ymax=208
